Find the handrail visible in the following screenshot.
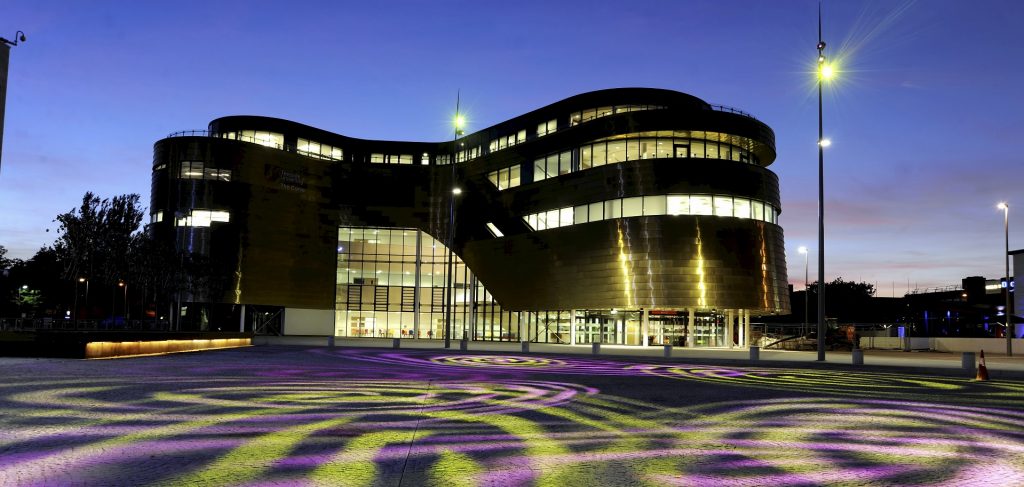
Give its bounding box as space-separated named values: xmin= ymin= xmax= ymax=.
xmin=709 ymin=104 xmax=759 ymax=121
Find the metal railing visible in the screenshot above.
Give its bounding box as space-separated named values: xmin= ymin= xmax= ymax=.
xmin=709 ymin=104 xmax=759 ymax=121
xmin=1 ymin=317 xmax=173 ymax=332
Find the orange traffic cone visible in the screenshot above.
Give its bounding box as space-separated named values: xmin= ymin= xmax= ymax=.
xmin=976 ymin=350 xmax=990 ymax=381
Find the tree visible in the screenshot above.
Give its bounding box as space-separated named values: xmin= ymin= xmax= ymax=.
xmin=53 ymin=192 xmax=145 ymax=286
xmin=807 ymin=277 xmax=877 ymax=322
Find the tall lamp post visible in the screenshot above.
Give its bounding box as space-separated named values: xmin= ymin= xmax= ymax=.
xmin=444 ymin=98 xmax=465 ymax=349
xmin=799 ymin=246 xmax=809 ymax=336
xmin=119 ymin=281 xmax=128 ymax=322
xmin=0 ymin=30 xmax=27 ymax=173
xmin=815 ymin=6 xmax=835 ymax=362
xmin=998 ymin=202 xmax=1012 ymax=356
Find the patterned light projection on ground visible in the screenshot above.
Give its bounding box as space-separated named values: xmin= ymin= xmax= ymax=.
xmin=1 ymin=348 xmax=1023 ymax=486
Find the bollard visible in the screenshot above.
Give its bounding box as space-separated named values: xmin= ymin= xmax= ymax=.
xmin=592 ymin=342 xmax=601 ymax=355
xmin=392 ymin=338 xmax=401 ymax=349
xmin=663 ymin=344 xmax=672 ymax=358
xmin=962 ymin=352 xmax=976 ymax=374
xmin=852 ymin=348 xmax=864 ymax=365
xmin=749 ymin=346 xmax=760 ymax=361
xmin=327 ymin=336 xmax=335 ymax=348
xmin=459 ymin=339 xmax=468 ymax=351
xmin=521 ymin=341 xmax=530 ymax=353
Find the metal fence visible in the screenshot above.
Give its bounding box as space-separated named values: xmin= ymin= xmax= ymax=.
xmin=1 ymin=317 xmax=173 ymax=332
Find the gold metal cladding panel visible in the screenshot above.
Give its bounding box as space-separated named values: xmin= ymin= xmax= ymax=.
xmin=462 ymin=216 xmax=789 ymax=315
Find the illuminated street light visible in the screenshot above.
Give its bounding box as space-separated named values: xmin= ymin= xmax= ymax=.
xmin=818 ymin=138 xmax=832 ymax=147
xmin=815 ymin=5 xmax=834 ymax=361
xmin=998 ymin=202 xmax=1013 ymax=356
xmin=444 ymin=93 xmax=464 ymax=348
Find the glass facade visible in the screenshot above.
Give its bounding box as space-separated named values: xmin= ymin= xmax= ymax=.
xmin=525 ymin=193 xmax=779 ymax=232
xmin=335 ymin=225 xmax=754 ymax=347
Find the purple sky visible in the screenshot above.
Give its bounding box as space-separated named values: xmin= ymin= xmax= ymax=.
xmin=2 ymin=0 xmax=1022 ymax=294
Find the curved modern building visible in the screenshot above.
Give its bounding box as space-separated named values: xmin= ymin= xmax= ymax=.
xmin=150 ymin=88 xmax=788 ymax=347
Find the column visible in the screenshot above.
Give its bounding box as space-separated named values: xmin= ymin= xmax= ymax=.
xmin=744 ymin=310 xmax=752 ymax=348
xmin=686 ymin=307 xmax=695 ymax=347
xmin=738 ymin=309 xmax=746 ymax=347
xmin=726 ymin=310 xmax=734 ymax=348
xmin=641 ymin=308 xmax=649 ymax=346
xmin=413 ymin=231 xmax=422 ymax=338
xmin=239 ymin=304 xmax=246 ymax=333
xmin=570 ymin=310 xmax=577 ymax=345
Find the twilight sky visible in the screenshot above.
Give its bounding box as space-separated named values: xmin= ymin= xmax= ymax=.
xmin=1 ymin=0 xmax=1022 ymax=295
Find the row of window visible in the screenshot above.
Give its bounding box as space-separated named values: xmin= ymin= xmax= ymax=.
xmin=297 ymin=138 xmax=344 ymax=161
xmin=370 ymin=153 xmax=414 ymax=165
xmin=487 ymin=165 xmax=522 ymax=191
xmin=220 ymin=131 xmax=284 ymax=150
xmin=522 ymin=194 xmax=778 ymax=232
xmin=174 ymin=209 xmax=231 ymax=227
xmin=488 ymin=129 xmax=527 ymax=153
xmin=179 ymin=161 xmax=231 ymax=181
xmin=531 ymin=133 xmax=760 ymax=184
xmin=568 ymin=104 xmax=666 ymax=126
xmin=217 ymin=102 xmax=674 ymax=168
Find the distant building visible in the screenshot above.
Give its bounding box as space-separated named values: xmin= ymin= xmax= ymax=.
xmin=149 ymin=88 xmax=789 ymax=347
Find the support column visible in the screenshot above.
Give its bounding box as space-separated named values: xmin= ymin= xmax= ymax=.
xmin=744 ymin=310 xmax=752 ymax=348
xmin=641 ymin=308 xmax=649 ymax=347
xmin=686 ymin=308 xmax=695 ymax=347
xmin=413 ymin=231 xmax=422 ymax=338
xmin=570 ymin=310 xmax=577 ymax=345
xmin=738 ymin=309 xmax=745 ymax=347
xmin=726 ymin=310 xmax=734 ymax=349
xmin=239 ymin=304 xmax=246 ymax=333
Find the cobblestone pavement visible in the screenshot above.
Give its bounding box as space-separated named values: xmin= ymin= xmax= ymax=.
xmin=1 ymin=346 xmax=1023 ymax=486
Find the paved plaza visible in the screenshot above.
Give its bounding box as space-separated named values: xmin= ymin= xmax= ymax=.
xmin=1 ymin=345 xmax=1023 ymax=486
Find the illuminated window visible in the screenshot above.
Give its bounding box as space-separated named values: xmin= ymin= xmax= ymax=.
xmin=370 ymin=153 xmax=385 ymax=163
xmin=179 ymin=161 xmax=231 ymax=181
xmin=421 ymin=153 xmax=430 ymax=165
xmin=522 ymin=194 xmax=777 ymax=232
xmin=238 ymin=130 xmax=283 ymax=149
xmin=174 ymin=209 xmax=231 ymax=227
xmin=297 ymin=138 xmax=344 ymax=161
xmin=485 ymin=222 xmax=504 ymax=237
xmin=150 ymin=211 xmax=164 ymax=224
xmin=537 ymin=119 xmax=557 ymax=137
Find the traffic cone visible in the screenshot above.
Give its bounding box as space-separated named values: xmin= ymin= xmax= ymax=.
xmin=976 ymin=350 xmax=990 ymax=381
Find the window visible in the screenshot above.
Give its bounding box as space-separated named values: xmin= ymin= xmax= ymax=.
xmin=370 ymin=153 xmax=386 ymax=164
xmin=714 ymin=196 xmax=733 ymax=217
xmin=643 ymin=195 xmax=666 ymax=215
xmin=690 ymin=196 xmax=713 ymax=215
xmin=297 ymin=139 xmax=344 ymax=161
xmin=175 ymin=209 xmax=231 ymax=227
xmin=622 ymin=197 xmax=643 ymax=217
xmin=179 ymin=161 xmax=231 ymax=181
xmin=485 ymin=222 xmax=504 ymax=237
xmin=607 ymin=141 xmax=627 ymax=164
xmin=522 ymin=193 xmax=777 ymax=232
xmin=239 ymin=130 xmax=283 ymax=149
xmin=537 ymin=119 xmax=557 ymax=137
xmin=150 ymin=211 xmax=163 ymax=224
xmin=734 ymin=198 xmax=751 ymax=219
xmin=421 ymin=153 xmax=430 ymax=165
xmin=508 ymin=166 xmax=521 ymax=188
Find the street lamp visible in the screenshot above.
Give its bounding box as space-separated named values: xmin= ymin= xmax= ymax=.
xmin=1 ymin=30 xmax=27 ymax=174
xmin=76 ymin=277 xmax=89 ymax=327
xmin=998 ymin=202 xmax=1013 ymax=356
xmin=119 ymin=281 xmax=128 ymax=322
xmin=815 ymin=6 xmax=834 ymax=362
xmin=798 ymin=246 xmax=809 ymax=337
xmin=444 ymin=94 xmax=464 ymax=349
